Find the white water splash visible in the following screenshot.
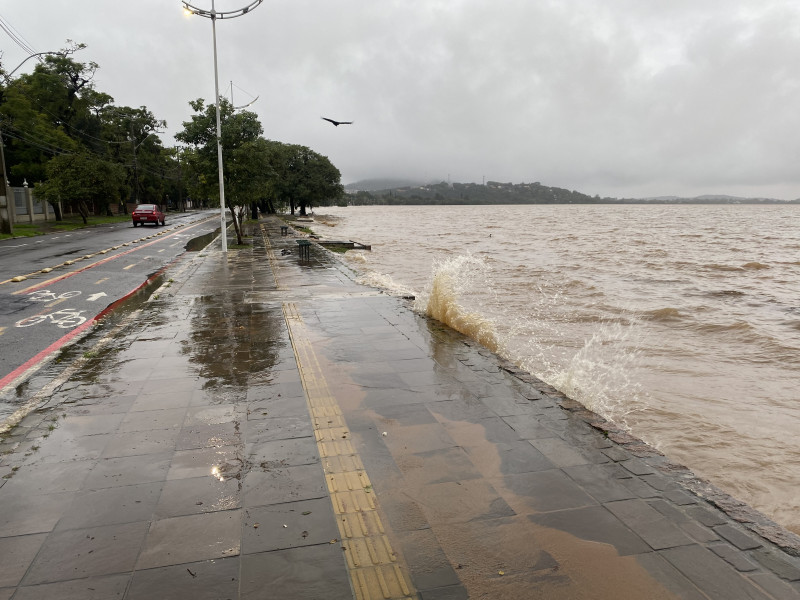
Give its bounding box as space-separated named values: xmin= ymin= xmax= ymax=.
xmin=357 ymin=270 xmax=416 ymax=298
xmin=542 ymin=320 xmax=647 ymax=430
xmin=415 ymin=254 xmax=500 ymax=352
xmin=415 ymin=254 xmax=648 ymax=430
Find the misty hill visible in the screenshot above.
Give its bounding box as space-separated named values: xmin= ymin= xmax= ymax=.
xmin=343 ymin=180 xmax=799 ymax=205
xmin=344 ymin=178 xmax=426 ymax=192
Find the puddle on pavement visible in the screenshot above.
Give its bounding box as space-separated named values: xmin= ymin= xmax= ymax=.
xmin=0 ymin=311 xmax=131 ymax=413
xmin=185 ymin=229 xmax=219 ymax=252
xmin=184 ymin=292 xmax=285 ymax=390
xmin=2 ymin=242 xmax=210 ymax=421
xmin=423 ymin=416 xmax=677 ymax=599
xmin=313 ymin=326 xmax=678 ymax=600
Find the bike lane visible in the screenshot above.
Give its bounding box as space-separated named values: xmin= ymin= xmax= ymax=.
xmin=0 ymin=219 xmax=220 ymax=401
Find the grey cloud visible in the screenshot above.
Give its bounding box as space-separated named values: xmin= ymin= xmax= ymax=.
xmin=2 ymin=0 xmax=799 ymax=198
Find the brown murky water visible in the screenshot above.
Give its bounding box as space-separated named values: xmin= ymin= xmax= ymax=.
xmin=316 ymin=204 xmax=800 ymax=535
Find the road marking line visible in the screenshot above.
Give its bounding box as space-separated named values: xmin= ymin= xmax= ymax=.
xmin=0 ymin=315 xmax=95 ymax=401
xmin=44 ymin=298 xmax=69 ymax=308
xmin=283 ymin=302 xmax=415 ymax=600
xmin=123 ymin=263 xmax=136 ymax=270
xmin=0 ymin=248 xmax=186 ymax=426
xmin=3 ymin=216 xmax=216 ymax=289
xmin=95 ymin=278 xmax=109 ymax=285
xmin=0 ymin=309 xmax=142 ymax=434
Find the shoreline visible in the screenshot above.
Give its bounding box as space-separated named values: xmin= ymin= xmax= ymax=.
xmin=308 ymin=218 xmax=800 ymax=555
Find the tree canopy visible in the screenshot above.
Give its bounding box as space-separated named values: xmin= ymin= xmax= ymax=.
xmin=0 ymin=43 xmax=179 ymax=220
xmin=176 ymin=98 xmax=343 ymax=243
xmin=1 ymin=44 xmax=344 ymax=231
xmin=35 ymin=151 xmax=126 ymax=222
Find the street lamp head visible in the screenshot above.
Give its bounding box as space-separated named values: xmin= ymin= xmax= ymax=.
xmin=181 ymin=0 xmax=262 ymax=20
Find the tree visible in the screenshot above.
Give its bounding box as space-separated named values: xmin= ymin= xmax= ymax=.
xmin=278 ymin=145 xmax=343 ymax=215
xmin=176 ymin=98 xmax=344 ymax=238
xmin=0 ymin=44 xmax=99 ymax=186
xmin=226 ymin=137 xmax=275 ymax=240
xmin=258 ymin=140 xmax=294 ymax=214
xmin=99 ymin=105 xmax=166 ymax=211
xmin=1 ymin=43 xmax=178 ymax=222
xmin=36 ymin=152 xmax=125 ymax=223
xmin=176 ymin=98 xmax=264 ymax=244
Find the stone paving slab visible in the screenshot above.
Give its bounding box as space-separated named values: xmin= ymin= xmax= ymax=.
xmin=0 ymin=217 xmax=799 ymax=598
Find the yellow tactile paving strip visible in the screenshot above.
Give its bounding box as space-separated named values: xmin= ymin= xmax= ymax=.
xmin=259 ymin=224 xmax=281 ymax=289
xmin=283 ymin=301 xmax=416 ymax=600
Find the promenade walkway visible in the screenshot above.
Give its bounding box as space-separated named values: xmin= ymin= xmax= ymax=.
xmin=1 ymin=216 xmax=800 ymax=599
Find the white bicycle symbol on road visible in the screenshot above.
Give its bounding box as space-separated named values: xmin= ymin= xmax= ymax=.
xmin=16 ymin=308 xmax=88 ymax=329
xmin=26 ymin=289 xmax=81 ymax=302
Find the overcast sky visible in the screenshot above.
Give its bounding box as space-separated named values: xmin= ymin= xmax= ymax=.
xmin=2 ymin=1 xmax=800 ymax=199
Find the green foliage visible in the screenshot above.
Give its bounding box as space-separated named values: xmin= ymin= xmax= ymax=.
xmin=346 ymin=181 xmax=612 ymax=206
xmin=275 ymin=144 xmax=343 ymax=215
xmin=1 ymin=46 xmax=101 ymax=186
xmin=176 ymin=98 xmax=267 ymax=243
xmin=0 ymin=43 xmax=182 ymax=219
xmin=36 ymin=152 xmax=126 ymax=221
xmin=99 ymin=104 xmax=168 ymax=206
xmin=176 ymin=100 xmax=344 ymax=226
xmin=176 ymin=97 xmax=263 ymax=199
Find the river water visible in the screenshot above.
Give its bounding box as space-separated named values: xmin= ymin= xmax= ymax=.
xmin=314 ymin=204 xmax=800 ymax=534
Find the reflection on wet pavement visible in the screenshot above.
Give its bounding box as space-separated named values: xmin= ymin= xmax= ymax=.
xmin=0 ymin=218 xmax=799 ymax=599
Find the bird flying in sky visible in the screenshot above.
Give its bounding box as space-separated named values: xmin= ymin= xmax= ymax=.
xmin=321 ymin=117 xmax=353 ymax=126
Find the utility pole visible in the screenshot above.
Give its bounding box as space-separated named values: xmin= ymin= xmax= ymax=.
xmin=0 ymin=130 xmax=11 ymax=234
xmin=130 ymin=123 xmax=139 ymax=206
xmin=176 ymin=146 xmax=185 ymax=212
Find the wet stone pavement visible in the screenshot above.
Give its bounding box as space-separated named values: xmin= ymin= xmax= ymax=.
xmin=1 ymin=216 xmax=800 ymax=599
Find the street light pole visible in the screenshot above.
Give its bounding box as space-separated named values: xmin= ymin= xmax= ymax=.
xmin=210 ymin=3 xmax=226 ymax=251
xmin=182 ymin=0 xmax=262 ymax=254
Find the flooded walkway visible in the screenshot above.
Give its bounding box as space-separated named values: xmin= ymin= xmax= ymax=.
xmin=1 ymin=217 xmax=799 ymax=599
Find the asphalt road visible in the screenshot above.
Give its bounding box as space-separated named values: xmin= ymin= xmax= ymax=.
xmin=0 ymin=210 xmax=221 ymax=401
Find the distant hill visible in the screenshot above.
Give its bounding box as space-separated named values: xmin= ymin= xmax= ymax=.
xmin=344 ymin=178 xmax=426 ymax=192
xmin=643 ymin=194 xmax=784 ymax=203
xmin=344 ymin=180 xmax=611 ymax=205
xmin=341 ymin=180 xmax=799 ymax=205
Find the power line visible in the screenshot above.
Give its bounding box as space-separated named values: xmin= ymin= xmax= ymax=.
xmin=5 ymin=82 xmax=150 ymax=147
xmin=2 ymin=128 xmax=71 ymax=156
xmin=0 ymin=14 xmax=38 ymax=58
xmin=3 ymin=122 xmax=182 ymax=184
xmin=2 ymin=51 xmax=164 ymax=149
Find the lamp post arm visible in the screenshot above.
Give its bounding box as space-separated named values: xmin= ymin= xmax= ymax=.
xmin=3 ymin=51 xmax=65 ymax=82
xmin=182 ymin=0 xmax=262 ymax=19
xmin=133 ymin=131 xmax=160 ymax=150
